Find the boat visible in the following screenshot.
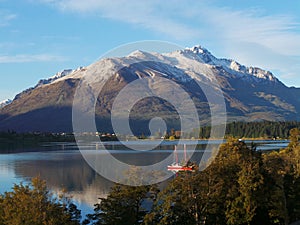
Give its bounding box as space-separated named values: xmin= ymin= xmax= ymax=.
xmin=167 ymin=144 xmax=195 ymax=173
xmin=167 ymin=163 xmax=194 ymax=172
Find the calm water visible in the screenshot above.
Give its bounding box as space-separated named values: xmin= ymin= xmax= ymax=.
xmin=0 ymin=140 xmax=289 ymax=217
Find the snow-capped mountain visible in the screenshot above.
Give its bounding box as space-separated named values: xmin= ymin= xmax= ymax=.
xmin=0 ymin=99 xmax=12 ymax=109
xmin=0 ymin=45 xmax=299 ymax=132
xmin=170 ymin=45 xmax=279 ymax=84
xmin=13 ymin=67 xmax=85 ymax=101
xmin=35 ymin=67 xmax=86 ymax=87
xmin=35 ymin=69 xmax=74 ymax=87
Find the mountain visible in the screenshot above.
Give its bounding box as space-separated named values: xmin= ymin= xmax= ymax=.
xmin=0 ymin=99 xmax=12 ymax=109
xmin=0 ymin=45 xmax=299 ymax=133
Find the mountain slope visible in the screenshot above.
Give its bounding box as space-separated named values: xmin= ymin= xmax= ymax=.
xmin=0 ymin=46 xmax=299 ymax=133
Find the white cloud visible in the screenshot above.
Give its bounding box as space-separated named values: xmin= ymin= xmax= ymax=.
xmin=0 ymin=11 xmax=17 ymax=27
xmin=0 ymin=54 xmax=67 ymax=63
xmin=38 ymin=0 xmax=200 ymax=39
xmin=37 ymin=1 xmax=300 ymax=52
xmin=196 ymin=6 xmax=300 ymax=56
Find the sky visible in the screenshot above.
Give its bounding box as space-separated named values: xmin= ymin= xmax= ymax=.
xmin=0 ymin=0 xmax=300 ymax=101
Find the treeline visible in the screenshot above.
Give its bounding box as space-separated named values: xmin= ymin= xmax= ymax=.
xmin=1 ymin=129 xmax=300 ymax=224
xmin=0 ymin=131 xmax=75 ymax=143
xmin=0 ymin=131 xmax=121 ymax=153
xmin=0 ymin=131 xmax=75 ymax=153
xmin=1 ymin=121 xmax=300 ymax=143
xmin=198 ymin=121 xmax=300 ymax=139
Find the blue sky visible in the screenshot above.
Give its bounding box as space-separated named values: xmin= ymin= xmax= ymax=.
xmin=0 ymin=0 xmax=300 ymax=101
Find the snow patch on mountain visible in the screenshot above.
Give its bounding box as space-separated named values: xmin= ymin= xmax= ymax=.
xmin=183 ymin=45 xmax=279 ymax=84
xmin=0 ymin=99 xmax=12 ymax=108
xmin=13 ymin=67 xmax=86 ymax=101
xmin=163 ymin=49 xmax=220 ymax=85
xmin=36 ymin=69 xmax=75 ymax=87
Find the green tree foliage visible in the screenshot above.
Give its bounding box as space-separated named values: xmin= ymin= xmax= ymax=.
xmin=262 ymin=151 xmax=289 ymax=224
xmin=281 ymin=128 xmax=300 ymax=223
xmin=199 ymin=139 xmax=267 ymax=224
xmin=142 ymin=134 xmax=300 ymax=225
xmin=144 ymin=140 xmax=246 ymax=224
xmin=0 ymin=177 xmax=81 ymax=225
xmin=87 ymin=184 xmax=158 ymax=225
xmin=199 ymin=121 xmax=300 ymax=139
xmin=144 ymin=170 xmax=208 ymax=225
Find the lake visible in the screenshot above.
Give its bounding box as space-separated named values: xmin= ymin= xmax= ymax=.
xmin=0 ymin=139 xmax=289 ymax=218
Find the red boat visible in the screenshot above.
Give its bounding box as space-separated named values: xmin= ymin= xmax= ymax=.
xmin=167 ymin=144 xmax=195 ymax=173
xmin=167 ymin=163 xmax=194 ymax=172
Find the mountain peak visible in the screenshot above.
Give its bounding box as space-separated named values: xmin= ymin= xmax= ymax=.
xmin=0 ymin=99 xmax=12 ymax=109
xmin=128 ymin=49 xmax=148 ymax=56
xmin=35 ymin=69 xmax=75 ymax=88
xmin=127 ymin=50 xmax=161 ymax=62
xmin=185 ymin=45 xmax=209 ymax=54
xmin=181 ymin=45 xmax=217 ymax=64
xmin=179 ymin=45 xmax=279 ymax=84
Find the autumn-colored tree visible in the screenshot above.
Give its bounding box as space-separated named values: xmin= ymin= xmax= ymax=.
xmin=288 ymin=128 xmax=300 ymax=149
xmin=0 ymin=177 xmax=81 ymax=225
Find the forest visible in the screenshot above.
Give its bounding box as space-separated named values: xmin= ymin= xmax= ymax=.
xmin=1 ymin=128 xmax=300 ymax=225
xmin=198 ymin=121 xmax=300 ymax=139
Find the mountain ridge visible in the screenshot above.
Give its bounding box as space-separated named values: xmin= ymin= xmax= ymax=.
xmin=0 ymin=45 xmax=299 ymax=133
xmin=0 ymin=99 xmax=12 ymax=109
